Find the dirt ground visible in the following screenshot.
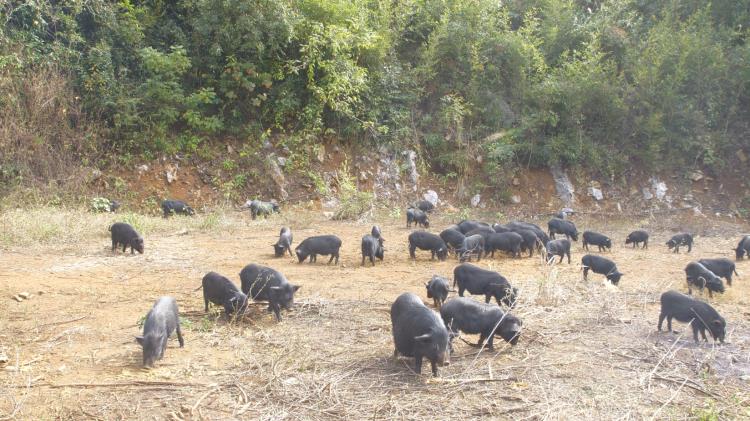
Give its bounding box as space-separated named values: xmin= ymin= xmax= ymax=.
xmin=1 ymin=209 xmax=749 ymax=420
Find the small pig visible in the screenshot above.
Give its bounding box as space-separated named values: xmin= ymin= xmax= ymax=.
xmin=439 ymin=228 xmax=465 ymax=255
xmin=514 ymin=229 xmax=542 ymax=257
xmin=546 ymin=239 xmax=571 ymax=264
xmin=391 ymin=292 xmax=452 ymax=376
xmin=202 ymin=272 xmax=248 ymax=317
xmin=457 ymin=220 xmax=491 ymax=234
xmin=250 ymin=199 xmax=280 ymax=220
xmin=408 ymin=231 xmax=448 ymax=261
xmin=734 ymin=235 xmax=750 ymax=260
xmin=582 ymin=231 xmax=612 ymax=252
xmin=406 ymin=208 xmax=429 ymax=228
xmin=625 ymin=230 xmax=649 ymax=248
xmin=110 ymin=222 xmax=144 ymax=254
xmin=581 ymin=254 xmax=623 ymax=285
xmin=457 ymin=234 xmax=485 ymax=262
xmin=273 ymin=227 xmax=293 ymax=257
xmin=161 ymin=200 xmax=195 ymax=217
xmin=136 ymin=296 xmax=184 ymax=367
xmin=425 ymin=275 xmax=451 ymax=308
xmin=684 ymin=261 xmax=725 ymax=297
xmin=484 ymin=232 xmax=523 ymax=258
xmin=440 ymin=297 xmax=522 ymax=349
xmin=666 ymin=233 xmax=693 ymax=253
xmin=361 ymin=234 xmax=384 ymax=266
xmin=240 ymin=264 xmax=300 ymax=321
xmin=658 ymin=290 xmax=726 ymax=343
xmin=295 ymin=235 xmax=342 ymax=264
xmin=414 ymin=200 xmax=435 ymax=213
xmin=698 ymin=258 xmax=738 ymax=286
xmin=453 ymin=263 xmax=518 ymax=308
xmin=548 ymin=218 xmax=578 ymax=241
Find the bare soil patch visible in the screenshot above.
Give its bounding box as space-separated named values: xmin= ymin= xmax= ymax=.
xmin=1 ymin=210 xmax=749 ymax=420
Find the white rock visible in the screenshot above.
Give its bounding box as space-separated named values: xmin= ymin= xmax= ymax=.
xmin=137 ymin=164 xmax=149 ymax=174
xmin=510 ymin=195 xmax=521 ymax=204
xmin=689 ymin=171 xmax=703 ymax=182
xmin=588 ymin=187 xmax=603 ymax=201
xmin=642 ymin=188 xmax=654 ymax=201
xmin=322 ymin=211 xmax=334 ymax=219
xmin=423 ymin=190 xmax=439 ymax=206
xmin=471 ymin=194 xmax=481 ymax=207
xmin=165 ymin=167 xmax=177 ymax=184
xmin=277 ymin=157 xmax=287 ymax=167
xmin=650 ymin=177 xmax=668 ymax=200
xmin=550 ymin=165 xmax=575 ymax=205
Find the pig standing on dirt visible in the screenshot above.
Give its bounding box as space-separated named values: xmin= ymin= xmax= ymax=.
xmin=658 ymin=290 xmax=726 ymax=344
xmin=697 ymin=258 xmax=738 ymax=286
xmin=390 ymin=292 xmax=452 ymax=376
xmin=136 ymin=296 xmax=184 ymax=367
xmin=273 ymin=227 xmax=294 ymax=257
xmin=201 ymin=272 xmax=248 ymax=317
xmin=582 ymin=231 xmax=612 ymax=252
xmin=295 ymin=235 xmax=342 ymax=264
xmin=245 ymin=199 xmax=280 ymax=220
xmin=734 ymin=235 xmax=750 ymax=260
xmin=408 ymin=231 xmax=448 ymax=261
xmin=440 ymin=297 xmax=522 ymax=349
xmin=548 ymin=218 xmax=578 ymax=241
xmin=425 ymin=275 xmax=451 ymax=308
xmin=484 ymin=232 xmax=523 ymax=258
xmin=457 ymin=234 xmax=485 ymax=262
xmin=625 ymin=230 xmax=649 ymax=248
xmin=406 ymin=208 xmax=430 ymax=228
xmin=453 ymin=263 xmax=518 ymax=308
xmin=581 ymin=254 xmax=623 ymax=285
xmin=240 ymin=264 xmax=300 ymax=321
xmin=546 ymin=239 xmax=571 ymax=264
xmin=684 ymin=262 xmax=725 ymax=297
xmin=361 ymin=234 xmax=384 ymax=266
xmin=110 ymin=222 xmax=144 ymax=254
xmin=161 ymin=200 xmax=195 ymax=217
xmin=666 ymin=233 xmax=693 ymax=253
xmin=440 ymin=228 xmax=465 ymax=255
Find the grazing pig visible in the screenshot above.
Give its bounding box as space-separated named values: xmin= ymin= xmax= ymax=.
xmin=161 ymin=200 xmax=194 ymax=217
xmin=548 ymin=218 xmax=578 ymax=241
xmin=425 ymin=275 xmax=451 ymax=308
xmin=273 ymin=227 xmax=293 ymax=257
xmin=439 ymin=228 xmax=465 ymax=255
xmin=582 ymin=231 xmax=612 ymax=252
xmin=457 ymin=220 xmax=491 ymax=234
xmin=484 ymin=232 xmax=523 ymax=258
xmin=240 ymin=264 xmax=300 ymax=321
xmin=202 ymin=272 xmax=248 ymax=317
xmin=515 ymin=229 xmax=542 ymax=257
xmin=457 ymin=234 xmax=485 ymax=262
xmin=453 ymin=263 xmax=518 ymax=308
xmin=698 ymin=258 xmax=738 ymax=286
xmin=546 ymin=239 xmax=571 ymax=264
xmin=507 ymin=222 xmax=550 ymax=245
xmin=391 ymin=293 xmax=452 ymax=376
xmin=243 ymin=199 xmax=280 ymax=220
xmin=625 ymin=230 xmax=649 ymax=248
xmin=734 ymin=235 xmax=750 ymax=260
xmin=408 ymin=231 xmax=448 ymax=261
xmin=295 ymin=235 xmax=342 ymax=264
xmin=361 ymin=234 xmax=384 ymax=266
xmin=666 ymin=233 xmax=693 ymax=253
xmin=465 ymin=226 xmax=496 ymax=237
xmin=581 ymin=254 xmax=623 ymax=285
xmin=136 ymin=296 xmax=184 ymax=367
xmin=414 ymin=200 xmax=435 ymax=213
xmin=658 ymin=290 xmax=726 ymax=344
xmin=684 ymin=262 xmax=725 ymax=298
xmin=110 ymin=222 xmax=144 ymax=254
xmin=406 ymin=208 xmax=430 ymax=228
xmin=441 ymin=297 xmax=522 ymax=349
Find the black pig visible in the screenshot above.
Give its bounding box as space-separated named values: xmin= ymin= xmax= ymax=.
xmin=161 ymin=200 xmax=194 ymax=217
xmin=548 ymin=218 xmax=578 ymax=241
xmin=425 ymin=275 xmax=451 ymax=308
xmin=440 ymin=228 xmax=465 ymax=255
xmin=666 ymin=233 xmax=693 ymax=253
xmin=453 ymin=263 xmax=518 ymax=308
xmin=484 ymin=232 xmax=523 ymax=258
xmin=391 ymin=293 xmax=452 ymax=376
xmin=734 ymin=235 xmax=750 ymax=260
xmin=625 ymin=230 xmax=649 ymax=248
xmin=361 ymin=234 xmax=384 ymax=266
xmin=240 ymin=264 xmax=300 ymax=321
xmin=273 ymin=227 xmax=293 ymax=257
xmin=202 ymin=272 xmax=248 ymax=317
xmin=698 ymin=258 xmax=738 ymax=286
xmin=581 ymin=254 xmax=623 ymax=285
xmin=582 ymin=231 xmax=612 ymax=252
xmin=546 ymin=239 xmax=571 ymax=264
xmin=658 ymin=290 xmax=726 ymax=343
xmin=408 ymin=231 xmax=448 ymax=261
xmin=136 ymin=296 xmax=184 ymax=367
xmin=110 ymin=222 xmax=144 ymax=254
xmin=441 ymin=297 xmax=522 ymax=349
xmin=295 ymin=235 xmax=342 ymax=264
xmin=684 ymin=261 xmax=725 ymax=297
xmin=406 ymin=208 xmax=429 ymax=228
xmin=457 ymin=234 xmax=485 ymax=262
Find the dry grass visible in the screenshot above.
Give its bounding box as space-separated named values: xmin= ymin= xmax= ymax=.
xmin=1 ymin=209 xmax=749 ymax=420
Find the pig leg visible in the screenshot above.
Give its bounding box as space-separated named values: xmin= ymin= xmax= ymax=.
xmin=271 ymin=302 xmax=282 ymax=321
xmin=566 ymin=251 xmax=571 ymax=264
xmin=430 ymin=360 xmax=438 ymax=376
xmin=176 ymin=323 xmax=184 ymax=347
xmin=361 ymin=255 xmax=366 ymax=266
xmin=334 ymin=253 xmax=340 ymax=265
xmin=658 ymin=313 xmax=665 ymax=331
xmin=112 ymin=240 xmax=117 ymax=253
xmin=583 ymin=267 xmax=590 ymax=281
xmin=667 ymin=316 xmax=673 ymax=333
xmin=414 ymin=355 xmax=423 ymax=374
xmin=691 ymin=323 xmax=700 ymax=343
xmin=122 ymin=243 xmax=127 ymax=253
xmin=327 ymin=254 xmax=335 ymax=264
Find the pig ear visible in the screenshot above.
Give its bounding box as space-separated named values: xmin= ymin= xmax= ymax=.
xmin=292 ymin=285 xmax=301 ymax=292
xmin=135 ymin=336 xmax=144 ymax=346
xmin=414 ymin=333 xmax=433 ymax=342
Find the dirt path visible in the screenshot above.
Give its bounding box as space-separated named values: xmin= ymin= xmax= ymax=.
xmin=1 ymin=212 xmax=749 ymax=419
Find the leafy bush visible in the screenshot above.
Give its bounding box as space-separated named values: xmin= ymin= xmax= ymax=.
xmin=332 ymin=162 xmax=373 ymax=221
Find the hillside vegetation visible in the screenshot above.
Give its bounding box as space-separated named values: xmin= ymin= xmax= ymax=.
xmin=1 ymin=0 xmax=749 ymax=196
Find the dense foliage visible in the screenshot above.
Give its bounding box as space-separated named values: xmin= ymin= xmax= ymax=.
xmin=2 ymin=0 xmax=749 ymax=182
